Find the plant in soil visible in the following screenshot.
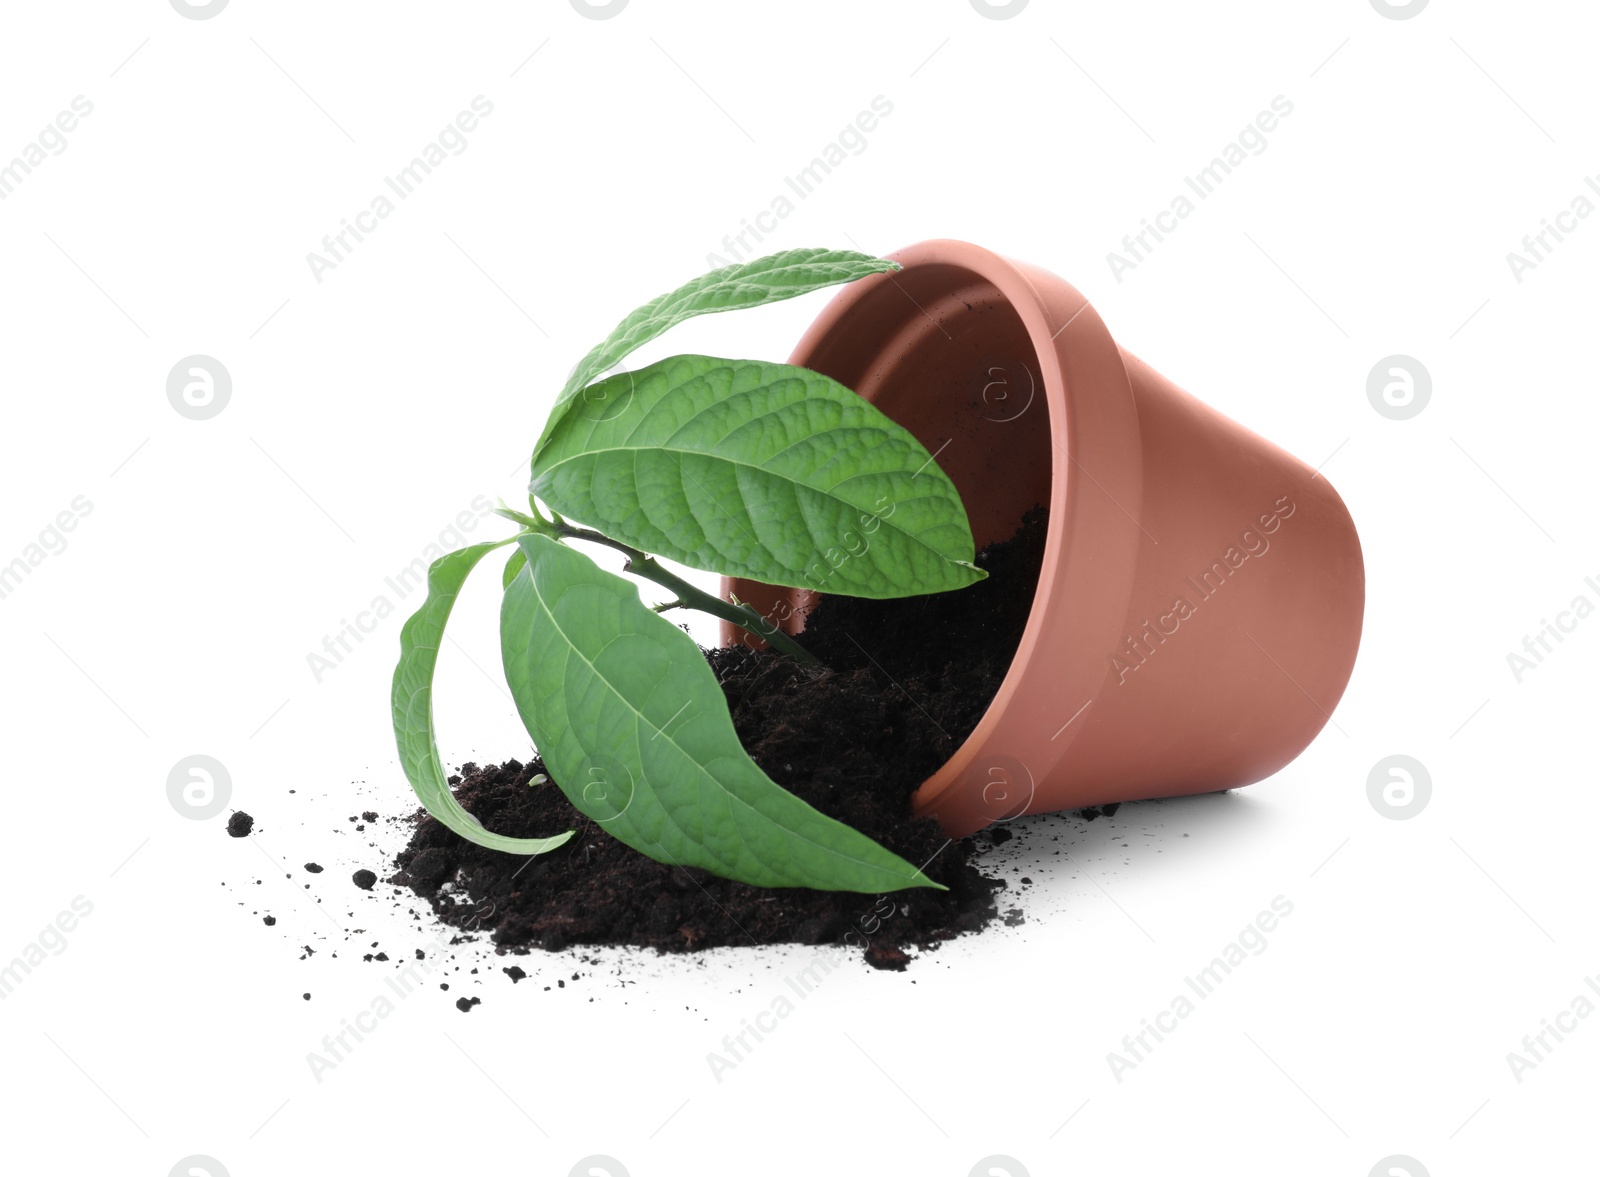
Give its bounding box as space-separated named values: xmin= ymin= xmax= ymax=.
xmin=391 ymin=248 xmax=991 ymax=894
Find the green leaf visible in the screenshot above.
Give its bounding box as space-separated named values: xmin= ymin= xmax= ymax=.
xmin=532 ymin=354 xmax=986 ymax=599
xmin=391 ymin=540 xmax=575 ymax=856
xmin=500 ymin=532 xmax=940 ymax=892
xmin=501 ymin=545 xmax=527 ymax=591
xmin=534 ymin=248 xmax=898 ymax=460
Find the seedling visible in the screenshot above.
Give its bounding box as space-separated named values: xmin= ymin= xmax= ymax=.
xmin=391 ymin=248 xmax=984 ymax=892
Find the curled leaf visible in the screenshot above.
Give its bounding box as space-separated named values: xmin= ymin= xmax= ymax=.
xmin=391 ymin=540 xmax=574 ymax=856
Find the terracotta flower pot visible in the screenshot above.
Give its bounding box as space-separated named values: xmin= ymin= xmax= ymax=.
xmin=721 ymin=240 xmax=1364 ymax=838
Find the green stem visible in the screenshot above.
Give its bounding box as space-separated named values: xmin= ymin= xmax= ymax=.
xmin=495 ymin=503 xmax=545 ymax=530
xmin=625 ymin=550 xmax=821 ymax=667
xmin=550 ymin=522 xmax=820 ymax=665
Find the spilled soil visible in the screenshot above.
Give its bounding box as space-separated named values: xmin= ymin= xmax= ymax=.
xmin=390 ymin=507 xmax=1049 ymax=969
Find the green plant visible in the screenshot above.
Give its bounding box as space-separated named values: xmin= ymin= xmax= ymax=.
xmin=392 ymin=248 xmax=984 ymax=892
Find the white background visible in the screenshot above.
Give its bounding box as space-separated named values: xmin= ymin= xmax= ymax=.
xmin=1 ymin=2 xmax=1594 ymax=1174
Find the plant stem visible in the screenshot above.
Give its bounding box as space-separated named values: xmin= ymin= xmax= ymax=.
xmin=622 ymin=549 xmax=821 ymax=666
xmin=508 ymin=513 xmax=821 ymax=666
xmin=576 ymin=528 xmax=820 ymax=666
xmin=495 ymin=503 xmax=545 ymax=530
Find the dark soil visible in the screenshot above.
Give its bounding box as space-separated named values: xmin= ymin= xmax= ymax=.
xmin=391 ymin=507 xmax=1048 ymax=967
xmin=351 ymin=869 xmax=377 ymax=890
xmin=1079 ymin=803 xmax=1121 ymax=821
xmin=226 ymin=811 xmax=253 ymax=838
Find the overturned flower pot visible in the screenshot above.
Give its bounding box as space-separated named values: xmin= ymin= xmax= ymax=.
xmin=722 ymin=239 xmax=1365 ymax=837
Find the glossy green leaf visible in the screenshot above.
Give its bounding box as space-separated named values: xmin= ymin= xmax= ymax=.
xmin=532 ymin=354 xmax=986 ymax=598
xmin=533 ymin=248 xmax=897 ymax=460
xmin=500 ymin=532 xmax=940 ymax=892
xmin=501 ymin=545 xmax=526 ymax=591
xmin=391 ymin=540 xmax=575 ymax=856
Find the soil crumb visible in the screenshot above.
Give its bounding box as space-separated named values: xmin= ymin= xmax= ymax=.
xmin=392 ymin=507 xmax=1048 ymax=965
xmin=226 ymin=811 xmax=254 ymax=838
